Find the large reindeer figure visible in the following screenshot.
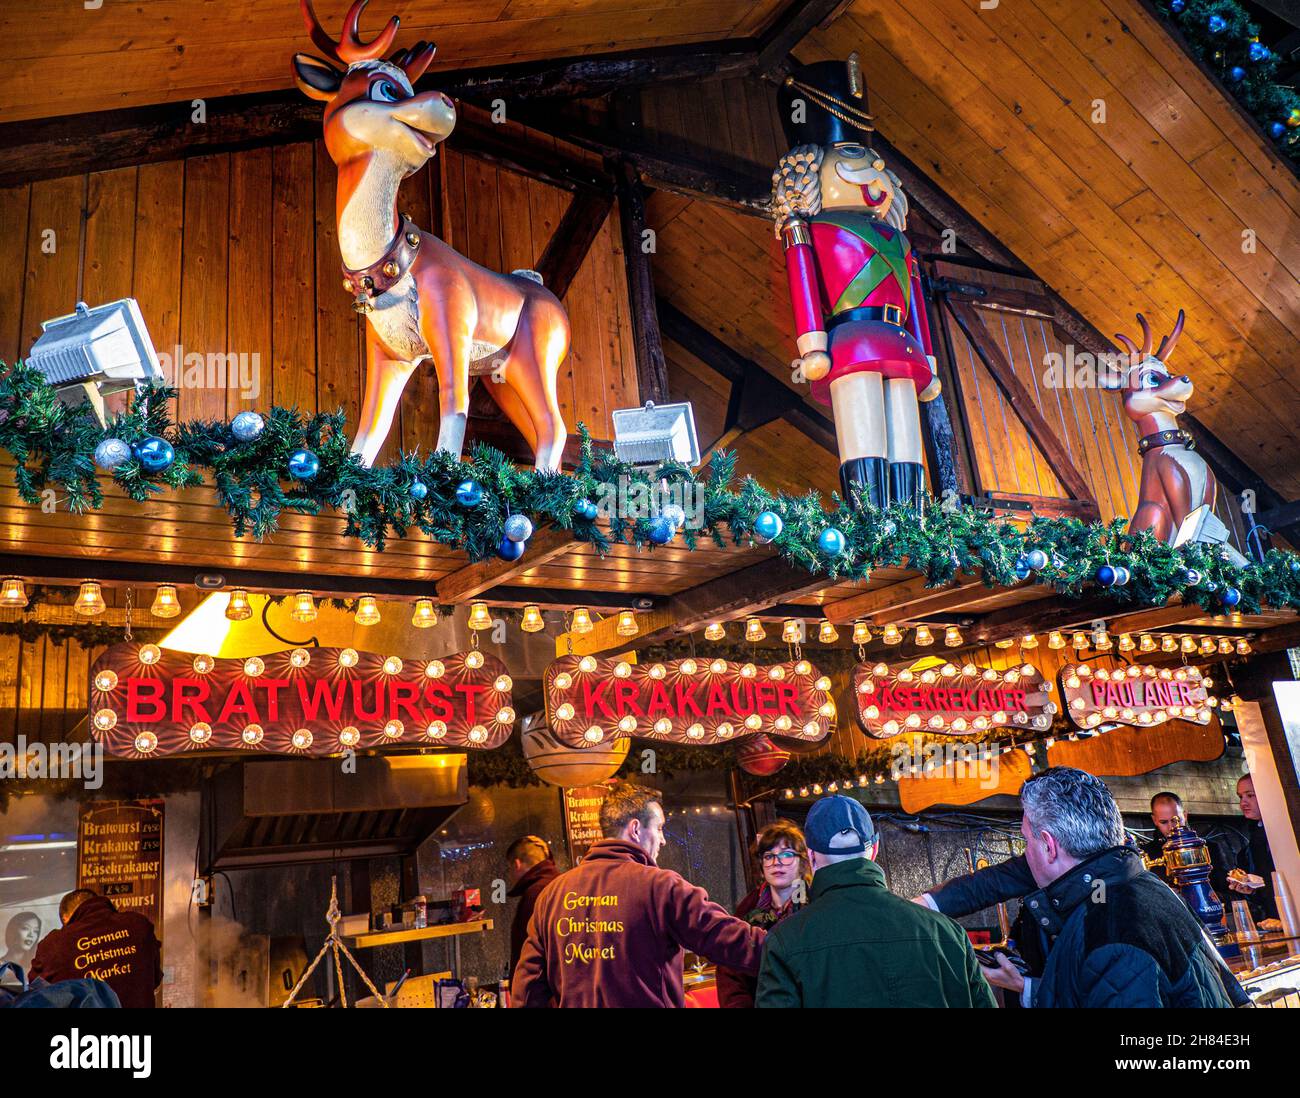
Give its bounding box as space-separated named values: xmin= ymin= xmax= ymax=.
xmin=1102 ymin=311 xmax=1217 ymax=544
xmin=292 ymin=0 xmax=569 ymax=469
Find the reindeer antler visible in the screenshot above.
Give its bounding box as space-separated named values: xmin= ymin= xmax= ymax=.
xmin=390 ymin=40 xmax=437 ymax=83
xmin=300 ymin=0 xmax=400 ymax=66
xmin=1155 ymin=309 xmax=1186 ymax=362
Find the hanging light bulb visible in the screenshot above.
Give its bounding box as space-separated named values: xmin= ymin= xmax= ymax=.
xmin=354 ymin=596 xmax=381 ymax=626
xmin=944 ymin=625 xmax=963 ymax=647
xmin=0 ymin=578 xmax=28 ymax=609
xmin=1217 ymin=637 xmax=1233 ymax=655
xmin=818 ymin=620 xmax=839 ymax=644
xmin=412 ymin=598 xmax=439 ymax=628
xmin=1161 ymin=634 xmax=1177 ymax=652
xmin=1236 ymin=638 xmax=1251 ymax=655
xmin=519 ymin=604 xmax=544 ymax=633
xmin=1139 ymin=634 xmax=1157 ymax=653
xmin=569 ymin=607 xmax=594 ymax=634
xmin=1047 ymin=631 xmax=1066 ymax=650
xmin=914 ymin=625 xmax=934 ymax=647
xmin=995 ymin=637 xmax=1016 ymax=649
xmin=290 ymin=591 xmax=317 ymax=623
xmin=1180 ymin=635 xmax=1197 ymax=653
xmin=852 ymin=620 xmax=872 ymax=645
xmin=616 ymin=609 xmax=639 ymax=637
xmin=149 ymin=584 xmax=181 ymax=619
xmin=1021 ymin=633 xmax=1038 ymax=649
xmin=1199 ymin=637 xmax=1215 ymax=655
xmin=468 ymin=601 xmax=493 ymax=631
xmin=225 ymin=588 xmax=252 ymax=621
xmin=1093 ymin=629 xmax=1112 ymax=652
xmin=882 ymin=624 xmax=902 ymax=645
xmin=746 ymin=618 xmax=767 ymax=643
xmin=1118 ymin=633 xmax=1135 ymax=652
xmin=781 ymin=619 xmax=801 ymax=643
xmin=1072 ymin=631 xmax=1089 ymax=650
xmin=75 ymin=581 xmax=107 ymax=617
xmin=704 ymin=621 xmax=726 ymax=641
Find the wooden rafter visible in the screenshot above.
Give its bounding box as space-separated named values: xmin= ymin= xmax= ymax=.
xmin=534 ymin=190 xmax=617 ymax=300
xmin=434 ymin=526 xmax=578 ymax=604
xmin=614 ymin=159 xmax=670 ymax=403
xmin=823 ymin=573 xmax=989 ymax=626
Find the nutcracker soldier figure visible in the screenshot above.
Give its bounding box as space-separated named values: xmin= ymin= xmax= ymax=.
xmin=772 ymin=56 xmax=940 ymax=509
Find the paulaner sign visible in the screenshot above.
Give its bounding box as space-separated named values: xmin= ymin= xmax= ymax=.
xmin=88 ymin=643 xmax=514 ymax=757
xmin=543 ymin=654 xmax=835 ymax=749
xmin=854 ymin=659 xmax=1055 ymax=738
xmin=1058 ymin=662 xmax=1213 ymax=731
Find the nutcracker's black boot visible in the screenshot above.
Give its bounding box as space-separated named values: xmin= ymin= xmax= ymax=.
xmin=889 ymin=461 xmax=925 ymax=510
xmin=839 ymin=457 xmax=890 ymax=509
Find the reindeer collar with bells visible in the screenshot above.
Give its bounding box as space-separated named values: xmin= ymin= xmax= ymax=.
xmin=342 ymin=214 xmax=422 ymax=313
xmin=1137 ymin=428 xmax=1195 ymax=456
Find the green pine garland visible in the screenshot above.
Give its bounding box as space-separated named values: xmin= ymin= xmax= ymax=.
xmin=3 ymin=362 xmax=1300 ymax=616
xmin=1159 ymin=0 xmax=1300 ymax=158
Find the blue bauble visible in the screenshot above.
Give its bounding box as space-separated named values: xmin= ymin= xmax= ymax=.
xmin=504 ymin=513 xmax=534 ymax=543
xmin=497 ymin=536 xmax=526 ymax=561
xmin=1289 ymin=558 xmax=1300 ymax=574
xmin=574 ymin=498 xmax=599 ymax=521
xmin=1113 ymin=565 xmax=1131 ymax=587
xmin=753 ymin=510 xmax=784 ymax=543
xmin=1271 ymin=122 xmax=1287 ymax=139
xmin=1015 ymin=558 xmax=1033 ymax=581
xmin=662 ymin=503 xmax=687 ymax=530
xmin=455 ymin=479 xmax=483 ymax=507
xmin=94 ymin=437 xmax=132 ymax=471
xmin=1183 ymin=567 xmax=1202 ymax=585
xmin=230 ymin=411 xmax=265 ymax=442
xmin=818 ymin=527 xmax=846 ymax=556
xmin=1249 ymin=42 xmax=1270 ymax=62
xmin=134 ymin=436 xmax=175 ymax=472
xmin=287 ymin=448 xmax=320 ymax=480
xmin=1208 ymin=14 xmax=1226 ymax=32
xmin=409 ymin=478 xmax=428 ymax=501
xmin=1096 ymin=564 xmax=1118 ymax=587
xmin=1170 ymin=0 xmax=1184 ymax=10
xmin=1221 ymin=585 xmax=1242 ymax=608
xmin=648 ymin=515 xmax=676 ymax=545
xmin=1229 ymin=65 xmax=1246 ymax=81
xmin=1025 ymin=548 xmax=1049 ymax=571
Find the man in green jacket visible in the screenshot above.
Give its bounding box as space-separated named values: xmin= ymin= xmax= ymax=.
xmin=755 ymin=796 xmax=996 ymax=1008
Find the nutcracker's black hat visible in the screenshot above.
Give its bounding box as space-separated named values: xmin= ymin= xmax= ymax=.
xmin=778 ymin=55 xmax=874 ymax=147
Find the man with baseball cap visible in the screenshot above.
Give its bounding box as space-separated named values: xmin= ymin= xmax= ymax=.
xmin=755 ymin=796 xmax=996 ymax=1008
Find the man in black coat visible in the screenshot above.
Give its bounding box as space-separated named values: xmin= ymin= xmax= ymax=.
xmin=505 ymin=835 xmax=559 ymax=977
xmin=1229 ymin=775 xmax=1278 ymax=922
xmin=916 ymin=769 xmax=1247 ymax=1008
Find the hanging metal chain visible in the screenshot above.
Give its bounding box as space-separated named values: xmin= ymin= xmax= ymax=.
xmin=123 ymin=587 xmax=134 ymax=642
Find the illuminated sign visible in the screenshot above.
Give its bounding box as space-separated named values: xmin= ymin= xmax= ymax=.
xmin=854 ymin=659 xmax=1055 ymax=738
xmin=88 ymin=643 xmax=514 ymax=757
xmin=543 ymin=655 xmax=835 ymax=749
xmin=1059 ymin=662 xmax=1212 ymax=730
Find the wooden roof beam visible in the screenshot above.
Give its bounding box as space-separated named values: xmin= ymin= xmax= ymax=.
xmin=434 ymin=526 xmax=578 ymax=604
xmin=823 ymin=572 xmax=989 ymax=625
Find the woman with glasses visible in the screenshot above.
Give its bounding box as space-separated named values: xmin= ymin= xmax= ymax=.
xmin=716 ymin=820 xmax=812 ymax=1008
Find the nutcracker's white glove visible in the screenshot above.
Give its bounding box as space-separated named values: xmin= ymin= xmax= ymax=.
xmin=792 ymin=350 xmax=831 ymax=384
xmin=919 ymin=355 xmax=942 ymax=402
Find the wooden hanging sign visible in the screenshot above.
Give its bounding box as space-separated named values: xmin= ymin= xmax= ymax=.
xmin=853 ymin=658 xmax=1055 ymax=738
xmin=543 ymin=654 xmax=835 ymax=750
xmin=1058 ymin=662 xmax=1212 ymax=731
xmin=88 ymin=642 xmax=514 ymax=758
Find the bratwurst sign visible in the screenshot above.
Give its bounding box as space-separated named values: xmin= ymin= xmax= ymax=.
xmin=88 ymin=642 xmax=515 ymax=757
xmin=543 ymin=654 xmax=835 ymax=750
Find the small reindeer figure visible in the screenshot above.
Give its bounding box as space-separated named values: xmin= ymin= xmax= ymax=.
xmin=293 ymin=0 xmax=569 ymax=469
xmin=1101 ymin=310 xmax=1216 ymax=543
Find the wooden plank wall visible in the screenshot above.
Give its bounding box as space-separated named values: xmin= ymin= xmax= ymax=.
xmin=939 ymin=264 xmax=1249 ymax=546
xmin=0 ymin=141 xmax=638 ymax=460
xmin=634 ymin=74 xmax=788 ymax=175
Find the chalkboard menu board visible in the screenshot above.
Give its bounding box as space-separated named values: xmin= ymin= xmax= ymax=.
xmin=562 ymin=785 xmax=609 ymax=863
xmin=77 ymin=799 xmax=165 ymax=940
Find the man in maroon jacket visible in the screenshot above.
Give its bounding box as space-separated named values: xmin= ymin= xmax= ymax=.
xmin=31 ymin=889 xmax=162 ymax=1008
xmin=505 ymin=834 xmax=560 ymax=976
xmin=513 ymin=781 xmax=765 ymax=1007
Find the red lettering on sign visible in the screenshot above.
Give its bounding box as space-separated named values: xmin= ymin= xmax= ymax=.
xmin=779 ymin=682 xmax=799 ymax=715
xmin=675 ymin=682 xmax=704 ymax=718
xmin=423 ymin=681 xmax=453 ymax=721
xmin=216 ymin=680 xmax=259 ymax=725
xmin=171 ymin=678 xmax=210 ymax=723
xmin=456 ymin=682 xmax=487 ymax=722
xmin=390 ymin=681 xmax=422 ymax=724
xmin=614 ymin=680 xmax=642 ymax=716
xmin=705 ymin=682 xmax=729 ymax=716
xmin=298 ymin=678 xmax=348 ymax=722
xmin=261 ymin=679 xmax=290 ymax=722
xmin=729 ymin=681 xmax=757 ymax=716
xmin=647 ymin=680 xmax=674 ymax=716
xmin=126 ymin=679 xmax=166 ymax=722
xmin=755 ymin=682 xmax=779 ymax=716
xmin=583 ymin=679 xmax=616 ymax=721
xmin=351 ymin=680 xmax=383 ymax=722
